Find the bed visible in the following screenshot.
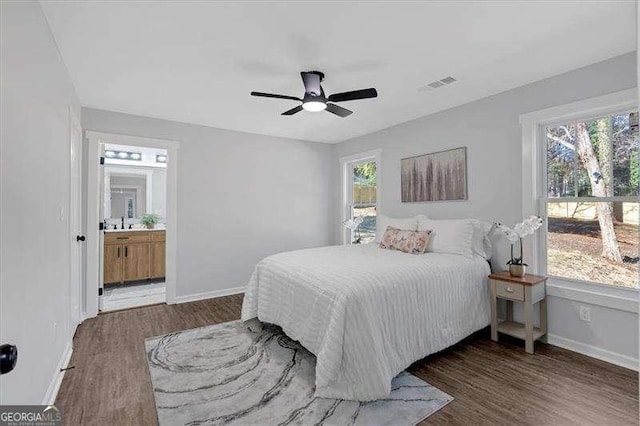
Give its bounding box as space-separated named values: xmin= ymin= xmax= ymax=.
xmin=241 ymin=241 xmax=491 ymax=401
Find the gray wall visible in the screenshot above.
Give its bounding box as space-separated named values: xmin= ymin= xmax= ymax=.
xmin=0 ymin=1 xmax=80 ymax=403
xmin=332 ymin=52 xmax=638 ymax=363
xmin=82 ymin=108 xmax=334 ymax=298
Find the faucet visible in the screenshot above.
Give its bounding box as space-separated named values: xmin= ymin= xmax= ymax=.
xmin=121 ymin=217 xmax=125 ymax=230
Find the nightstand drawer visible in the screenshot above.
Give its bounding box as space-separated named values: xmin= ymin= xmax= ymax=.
xmin=495 ymin=281 xmax=524 ymax=301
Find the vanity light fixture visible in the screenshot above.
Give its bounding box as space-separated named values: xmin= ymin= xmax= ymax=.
xmin=156 ymin=154 xmax=167 ymax=163
xmin=105 ymin=150 xmax=143 ymax=161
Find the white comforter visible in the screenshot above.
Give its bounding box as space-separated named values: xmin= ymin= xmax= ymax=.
xmin=241 ymin=244 xmax=491 ymax=401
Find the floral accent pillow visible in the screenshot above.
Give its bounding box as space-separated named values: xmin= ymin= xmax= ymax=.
xmin=378 ymin=226 xmax=433 ymax=254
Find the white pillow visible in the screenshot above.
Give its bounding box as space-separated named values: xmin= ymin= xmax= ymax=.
xmin=375 ymin=214 xmax=419 ymax=243
xmin=469 ymin=219 xmax=493 ymax=260
xmin=416 ymin=218 xmax=475 ymax=258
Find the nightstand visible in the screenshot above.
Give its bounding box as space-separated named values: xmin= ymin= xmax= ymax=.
xmin=489 ymin=271 xmax=547 ymax=354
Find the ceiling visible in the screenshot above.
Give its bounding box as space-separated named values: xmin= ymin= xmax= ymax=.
xmin=41 ymin=1 xmax=636 ymax=144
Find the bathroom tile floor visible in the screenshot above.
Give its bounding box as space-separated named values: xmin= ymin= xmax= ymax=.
xmin=102 ymin=281 xmax=165 ymax=312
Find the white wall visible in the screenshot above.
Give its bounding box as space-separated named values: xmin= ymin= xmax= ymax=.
xmin=82 ymin=108 xmax=334 ymax=299
xmin=332 ymin=52 xmax=638 ymax=366
xmin=0 ymin=1 xmax=80 ymax=403
xmin=151 ymin=168 xmax=166 ymax=217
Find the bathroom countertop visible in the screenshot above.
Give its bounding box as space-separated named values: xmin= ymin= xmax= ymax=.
xmin=104 ymin=227 xmax=165 ymax=233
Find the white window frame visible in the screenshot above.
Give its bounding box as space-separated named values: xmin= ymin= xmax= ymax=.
xmin=339 ymin=149 xmax=382 ymax=245
xmin=520 ymin=88 xmax=638 ymax=313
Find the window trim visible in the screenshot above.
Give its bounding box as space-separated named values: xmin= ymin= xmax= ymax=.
xmin=520 ymin=88 xmax=638 ymax=307
xmin=339 ymin=149 xmax=382 ymax=245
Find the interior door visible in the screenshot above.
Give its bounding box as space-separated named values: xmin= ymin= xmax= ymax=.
xmin=68 ymin=108 xmax=83 ymax=331
xmin=123 ymin=243 xmax=150 ymax=281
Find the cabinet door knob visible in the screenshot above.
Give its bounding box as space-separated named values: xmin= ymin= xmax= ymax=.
xmin=76 ymin=235 xmax=86 ymax=242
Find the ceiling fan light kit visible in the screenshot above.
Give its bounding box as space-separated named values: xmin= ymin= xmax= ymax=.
xmin=251 ymin=71 xmax=377 ymax=118
xmin=302 ymin=101 xmax=327 ymax=112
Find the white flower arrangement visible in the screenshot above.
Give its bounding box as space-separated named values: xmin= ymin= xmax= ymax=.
xmin=497 ymin=215 xmax=544 ymax=266
xmin=343 ymin=216 xmax=364 ymax=231
xmin=343 ymin=215 xmax=364 ymax=244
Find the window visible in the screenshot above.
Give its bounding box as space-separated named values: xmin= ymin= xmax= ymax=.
xmin=341 ymin=150 xmax=381 ymax=245
xmin=543 ymin=111 xmax=638 ymax=288
xmin=350 ymin=160 xmax=377 ymax=244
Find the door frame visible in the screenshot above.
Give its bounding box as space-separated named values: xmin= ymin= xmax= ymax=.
xmin=85 ymin=131 xmax=180 ymax=318
xmin=339 ymin=149 xmax=382 ymax=244
xmin=68 ymin=106 xmax=83 ymax=333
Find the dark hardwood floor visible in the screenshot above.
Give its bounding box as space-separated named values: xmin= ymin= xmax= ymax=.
xmin=56 ymin=295 xmax=639 ymax=425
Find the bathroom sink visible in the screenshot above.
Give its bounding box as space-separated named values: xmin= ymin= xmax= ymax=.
xmin=104 ymin=227 xmax=165 ymax=233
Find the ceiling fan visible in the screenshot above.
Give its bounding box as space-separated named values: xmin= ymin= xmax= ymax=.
xmin=251 ymin=71 xmax=377 ymax=117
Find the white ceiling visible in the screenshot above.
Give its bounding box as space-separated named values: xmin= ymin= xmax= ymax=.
xmin=41 ymin=1 xmax=636 ymax=143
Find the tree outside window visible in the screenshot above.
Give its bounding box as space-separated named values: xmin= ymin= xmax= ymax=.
xmin=545 ymin=112 xmax=638 ymax=288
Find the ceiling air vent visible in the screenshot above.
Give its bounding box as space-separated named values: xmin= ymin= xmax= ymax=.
xmin=420 ymin=76 xmax=457 ymax=91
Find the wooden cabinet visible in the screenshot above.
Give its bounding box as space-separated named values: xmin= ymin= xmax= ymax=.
xmin=103 ymin=245 xmax=123 ymax=284
xmin=103 ymin=230 xmax=165 ymax=285
xmin=150 ymin=242 xmax=165 ymax=279
xmin=123 ymin=243 xmax=151 ymax=281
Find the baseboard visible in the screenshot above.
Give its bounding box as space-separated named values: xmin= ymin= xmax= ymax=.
xmin=173 ymin=286 xmax=245 ymax=304
xmin=42 ymin=341 xmax=73 ymax=405
xmin=547 ymin=334 xmax=638 ymax=371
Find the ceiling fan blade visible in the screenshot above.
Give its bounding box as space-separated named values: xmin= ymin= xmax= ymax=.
xmin=325 ymin=103 xmax=353 ymax=118
xmin=281 ymin=105 xmax=304 ymax=116
xmin=327 ymin=88 xmax=377 ymax=103
xmin=301 ymin=72 xmax=322 ymax=96
xmin=251 ymin=91 xmax=301 ymax=102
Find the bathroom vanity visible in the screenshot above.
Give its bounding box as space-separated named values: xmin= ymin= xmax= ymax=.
xmin=103 ymin=229 xmax=165 ymax=285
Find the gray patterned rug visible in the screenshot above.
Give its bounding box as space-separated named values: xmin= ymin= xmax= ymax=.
xmin=145 ymin=321 xmax=453 ymax=425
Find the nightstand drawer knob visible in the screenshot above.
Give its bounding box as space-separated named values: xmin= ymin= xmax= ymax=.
xmin=506 ymin=287 xmax=514 ymax=293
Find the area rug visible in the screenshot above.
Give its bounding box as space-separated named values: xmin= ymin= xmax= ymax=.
xmin=145 ymin=321 xmax=453 ymax=425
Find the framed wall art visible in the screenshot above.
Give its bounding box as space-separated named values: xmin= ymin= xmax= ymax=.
xmin=401 ymin=147 xmax=467 ymax=202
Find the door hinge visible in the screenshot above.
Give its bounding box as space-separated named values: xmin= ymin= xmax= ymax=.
xmin=98 ymin=288 xmax=103 ymax=296
xmin=99 ymin=222 xmax=104 ymax=230
xmin=100 ymin=156 xmax=105 ymax=165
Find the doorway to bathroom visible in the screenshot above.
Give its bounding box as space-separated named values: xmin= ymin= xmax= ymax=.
xmin=85 ymin=131 xmax=179 ymax=317
xmin=100 ymin=143 xmax=168 ymax=311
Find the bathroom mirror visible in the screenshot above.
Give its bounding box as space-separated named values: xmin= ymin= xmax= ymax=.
xmin=110 ymin=175 xmax=146 ymax=219
xmin=104 ymin=166 xmax=166 ymax=219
